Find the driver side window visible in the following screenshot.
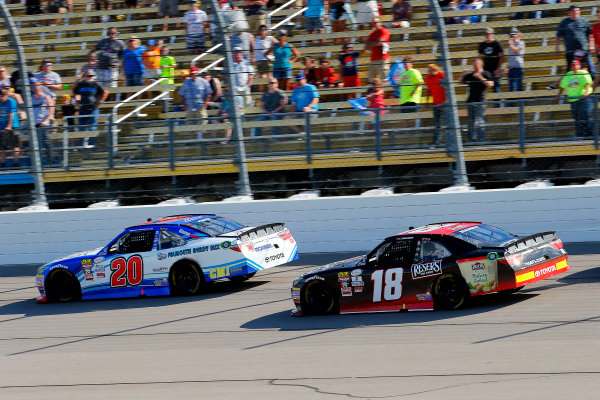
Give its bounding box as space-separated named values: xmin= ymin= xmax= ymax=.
xmin=371 ymin=239 xmax=414 ymax=268
xmin=414 ymin=239 xmax=451 ymax=263
xmin=109 ymin=230 xmax=156 ymax=255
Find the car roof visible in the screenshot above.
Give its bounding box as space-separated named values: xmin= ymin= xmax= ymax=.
xmin=128 ymin=214 xmax=217 ymax=229
xmin=394 ymin=222 xmax=482 ymax=237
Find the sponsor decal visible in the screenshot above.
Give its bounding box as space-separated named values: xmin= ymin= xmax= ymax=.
xmin=96 ymin=272 xmax=106 ymax=278
xmin=351 ymin=281 xmax=363 ymax=287
xmin=351 ymin=269 xmax=362 ymax=276
xmin=524 ymin=256 xmax=546 ymax=267
xmin=472 ymin=262 xmax=486 ymax=271
xmin=210 ymin=244 xmax=221 ymax=251
xmin=292 ymin=288 xmax=301 ymax=301
xmin=253 ymin=243 xmax=273 ymax=252
xmin=167 ymin=248 xmax=192 ymax=258
xmin=81 ymin=259 xmax=92 ymax=266
xmin=193 ymin=246 xmax=210 ymax=253
xmin=157 ymin=252 xmax=168 ymax=260
xmin=351 ymin=276 xmax=363 ymax=282
xmin=210 ymin=266 xmax=231 ymax=279
xmin=411 ymin=260 xmax=442 ymax=279
xmin=339 ymin=281 xmax=349 ymax=287
xmin=341 ymin=287 xmax=352 ymax=297
xmin=229 ymin=266 xmax=243 ymax=275
xmin=49 ymin=264 xmax=69 ymax=270
xmin=399 ymin=236 xmax=413 ymax=239
xmin=93 ymin=265 xmax=106 ymax=278
xmin=221 ymin=241 xmax=232 ymax=249
xmin=93 ymin=257 xmax=105 ymax=263
xmin=416 ymin=292 xmax=433 ymax=301
xmin=153 ymin=267 xmax=168 ymax=273
xmin=179 ymin=229 xmax=190 ymax=237
xmin=458 ymin=256 xmax=499 ymax=293
xmin=154 ymin=278 xmax=169 ymax=287
xmin=265 ymin=253 xmax=284 ymax=263
xmin=306 ymin=275 xmax=325 ymax=282
xmin=83 ymin=267 xmax=94 ymax=280
xmin=487 ymin=252 xmax=498 ymax=261
xmin=353 ymin=286 xmax=364 ymax=293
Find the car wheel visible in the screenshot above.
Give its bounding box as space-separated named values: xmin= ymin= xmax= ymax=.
xmin=228 ymin=272 xmax=257 ymax=283
xmin=302 ymin=280 xmax=338 ymax=315
xmin=46 ymin=269 xmax=81 ymax=302
xmin=433 ymin=274 xmax=469 ymax=310
xmin=170 ymin=261 xmax=202 ymax=296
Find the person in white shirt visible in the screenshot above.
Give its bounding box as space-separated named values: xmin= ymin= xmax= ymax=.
xmin=253 ymin=25 xmax=276 ymax=78
xmin=185 ymin=0 xmax=208 ymax=54
xmin=232 ymin=48 xmax=255 ymax=107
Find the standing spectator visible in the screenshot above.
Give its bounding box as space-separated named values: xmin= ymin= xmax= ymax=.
xmin=122 ymin=36 xmax=147 ymax=88
xmin=514 ymin=0 xmax=547 ymax=20
xmin=356 ymin=0 xmax=379 ymax=30
xmin=0 ymin=66 xmax=12 ymax=88
xmin=398 ymin=56 xmax=423 ymax=110
xmin=31 ymin=79 xmax=55 ymax=128
xmin=338 ymin=43 xmax=361 ymax=97
xmin=254 ymin=25 xmax=276 ymax=78
xmin=142 ymin=40 xmax=163 ymax=85
xmin=253 ymin=78 xmax=287 ymax=136
xmin=478 ymin=28 xmax=504 ymax=93
xmin=244 ymin=0 xmax=268 ymax=34
xmin=287 ymin=73 xmax=320 ymax=133
xmin=78 ymin=55 xmax=99 ymax=82
xmin=210 ymin=0 xmax=235 ymax=39
xmin=230 ymin=29 xmax=255 ymax=64
xmin=46 ymin=0 xmax=73 ymax=26
xmin=460 ymin=58 xmax=493 ymax=142
xmin=505 ymin=29 xmax=525 ymax=92
xmin=0 ymin=87 xmax=20 ymax=168
xmin=556 ymin=5 xmax=591 ymax=70
xmin=94 ymin=0 xmax=112 ymax=23
xmin=34 ymin=60 xmax=62 ymax=100
xmin=231 ymin=48 xmax=255 ymax=107
xmin=59 ymin=94 xmax=77 ymax=136
xmin=185 ymin=1 xmax=208 ymax=54
xmin=329 ymin=0 xmax=348 ymax=44
xmin=202 ymin=71 xmax=223 ymax=109
xmin=26 ymin=0 xmax=43 ymax=26
xmin=424 ymin=63 xmax=448 ymax=146
xmin=391 ymin=0 xmax=412 ymax=28
xmin=365 ymin=17 xmax=390 ymax=82
xmin=265 ymin=31 xmax=299 ymax=91
xmin=158 ymin=0 xmax=180 ymax=32
xmin=365 ymin=78 xmax=385 ymax=113
xmin=177 ymin=67 xmax=213 ymax=139
xmin=89 ymin=28 xmax=125 ymax=96
xmin=589 ymin=10 xmax=600 ymax=64
xmin=558 ymin=60 xmax=593 ymax=137
xmin=304 ymin=0 xmax=328 ymax=44
xmin=159 ymin=46 xmax=177 ymax=89
xmin=72 ymin=70 xmax=108 ymax=146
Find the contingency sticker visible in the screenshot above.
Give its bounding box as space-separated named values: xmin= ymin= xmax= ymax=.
xmin=457 ymin=254 xmax=498 ymax=294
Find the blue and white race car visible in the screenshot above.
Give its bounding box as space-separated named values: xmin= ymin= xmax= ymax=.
xmin=36 ymin=214 xmax=298 ymax=302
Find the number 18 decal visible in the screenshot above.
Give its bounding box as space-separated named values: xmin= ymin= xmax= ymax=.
xmin=110 ymin=255 xmax=143 ymax=288
xmin=371 ymin=268 xmax=403 ymax=302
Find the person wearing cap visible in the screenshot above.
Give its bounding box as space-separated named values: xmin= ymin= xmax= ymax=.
xmin=177 ymin=67 xmax=213 ymax=139
xmin=230 ymin=29 xmax=255 ymax=64
xmin=122 ymin=36 xmax=147 ymax=89
xmin=30 ymin=78 xmax=55 ymax=129
xmin=244 ymin=0 xmax=268 ymax=34
xmin=142 ymin=39 xmax=163 ymax=86
xmin=72 ymin=70 xmax=108 ymax=146
xmin=0 ymin=86 xmax=20 ymax=168
xmin=556 ymin=5 xmax=592 ymax=70
xmin=34 ymin=60 xmax=62 ymax=100
xmin=287 ymin=73 xmax=320 ymax=133
xmin=254 ymin=25 xmax=276 ymax=78
xmin=460 ymin=58 xmax=493 ymax=142
xmin=424 ymin=63 xmax=448 ymax=146
xmin=365 ymin=17 xmax=390 ymax=82
xmin=478 ymin=28 xmax=504 ymax=93
xmin=338 ymin=44 xmax=362 ymax=98
xmin=232 ymin=48 xmax=255 ymax=107
xmin=558 ymin=59 xmax=593 ymax=137
xmin=264 ymin=31 xmax=300 ymax=91
xmin=89 ymin=28 xmax=125 ymax=96
xmin=78 ymin=54 xmax=99 ymax=82
xmin=185 ymin=1 xmax=208 ymax=54
xmin=505 ymin=29 xmax=525 ymax=92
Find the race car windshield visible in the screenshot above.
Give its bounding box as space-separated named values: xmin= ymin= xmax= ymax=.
xmin=452 ymin=224 xmax=519 ymax=247
xmin=186 ymin=217 xmax=245 ymax=236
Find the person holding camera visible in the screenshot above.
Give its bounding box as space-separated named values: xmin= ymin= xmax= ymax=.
xmin=505 ymin=29 xmax=525 ymax=92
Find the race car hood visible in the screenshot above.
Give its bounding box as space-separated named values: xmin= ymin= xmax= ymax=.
xmin=301 ymin=255 xmax=365 ymax=278
xmin=39 ymin=247 xmax=103 ymax=273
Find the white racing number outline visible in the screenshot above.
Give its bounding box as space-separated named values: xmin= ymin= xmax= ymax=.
xmin=371 ymin=268 xmax=403 ymax=302
xmin=110 ymin=255 xmax=144 ymax=288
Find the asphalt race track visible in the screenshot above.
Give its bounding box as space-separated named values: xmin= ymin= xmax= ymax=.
xmin=1 ymin=247 xmax=599 ymax=399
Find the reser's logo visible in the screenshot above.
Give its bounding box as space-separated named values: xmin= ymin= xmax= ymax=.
xmin=411 ymin=260 xmax=442 ymax=279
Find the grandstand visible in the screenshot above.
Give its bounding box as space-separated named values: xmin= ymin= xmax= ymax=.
xmin=0 ymin=0 xmax=599 ymax=208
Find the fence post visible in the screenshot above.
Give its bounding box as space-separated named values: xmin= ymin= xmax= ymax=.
xmin=169 ymin=119 xmax=175 ymax=171
xmin=594 ymin=95 xmax=598 ymax=151
xmin=107 ymin=114 xmax=114 ymax=170
xmin=375 ymin=111 xmax=381 ymax=161
xmin=305 ymin=112 xmax=312 ymax=164
xmin=519 ymin=99 xmax=526 ymax=153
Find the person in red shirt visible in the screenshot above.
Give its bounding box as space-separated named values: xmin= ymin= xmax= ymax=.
xmin=316 ymin=57 xmax=336 ymax=88
xmin=591 ymin=10 xmax=600 ymax=63
xmin=424 ymin=63 xmax=448 ymax=146
xmin=365 ymin=17 xmax=390 ymax=82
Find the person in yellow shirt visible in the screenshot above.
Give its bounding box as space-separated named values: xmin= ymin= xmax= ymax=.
xmin=398 ymin=56 xmax=424 ymax=128
xmin=558 ymin=60 xmax=593 ymax=137
xmin=159 ymin=47 xmax=176 ymax=91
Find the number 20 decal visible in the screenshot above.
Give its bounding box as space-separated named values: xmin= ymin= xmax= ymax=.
xmin=110 ymin=255 xmax=143 ymax=288
xmin=371 ymin=268 xmax=403 ymax=302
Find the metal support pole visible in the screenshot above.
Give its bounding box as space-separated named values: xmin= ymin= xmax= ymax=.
xmin=593 ymin=95 xmax=598 ymax=151
xmin=375 ymin=111 xmax=381 ymax=161
xmin=107 ymin=114 xmax=114 ymax=170
xmin=429 ymin=0 xmax=469 ymax=186
xmin=518 ymin=99 xmax=526 ymax=153
xmin=305 ymin=113 xmax=312 ymax=164
xmin=209 ymin=0 xmax=251 ymax=197
xmin=168 ymin=119 xmax=175 ymax=171
xmin=0 ymin=2 xmax=47 ymax=205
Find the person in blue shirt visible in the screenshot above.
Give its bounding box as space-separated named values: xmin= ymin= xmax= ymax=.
xmin=287 ymin=73 xmax=320 ymax=133
xmin=122 ymin=36 xmax=147 ymax=88
xmin=0 ymin=87 xmax=20 ymax=168
xmin=305 ymin=0 xmax=328 ymax=43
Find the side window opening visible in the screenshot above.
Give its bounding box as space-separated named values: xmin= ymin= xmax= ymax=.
xmin=414 ymin=239 xmax=452 ymax=263
xmin=109 ymin=230 xmax=156 ymax=254
xmin=159 ymin=230 xmax=186 ymax=250
xmin=372 ymin=239 xmax=414 ymax=267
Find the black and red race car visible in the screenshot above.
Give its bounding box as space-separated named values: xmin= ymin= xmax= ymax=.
xmin=291 ymin=222 xmax=569 ymax=315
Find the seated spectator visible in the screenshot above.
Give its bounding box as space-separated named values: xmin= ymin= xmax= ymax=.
xmin=254 ymin=25 xmax=276 ymax=78
xmin=253 ymin=79 xmax=287 ymax=136
xmin=391 ymin=0 xmax=412 ymax=28
xmin=185 ymin=1 xmax=208 ymax=55
xmin=303 ymin=57 xmax=318 ymax=85
xmin=456 ymin=0 xmax=484 ymax=24
xmin=316 ymin=57 xmax=335 ymax=88
xmin=34 ymin=60 xmax=62 ymax=100
xmin=329 ymin=0 xmax=348 ymax=44
xmin=122 ymin=36 xmax=147 ymax=89
xmin=514 ymin=0 xmax=547 ymax=20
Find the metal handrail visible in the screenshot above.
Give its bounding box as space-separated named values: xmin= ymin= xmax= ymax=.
xmin=266 ymin=0 xmax=299 ymax=29
xmin=191 ymin=43 xmax=223 ymax=67
xmin=270 ymin=7 xmax=307 ymax=32
xmin=198 ymin=57 xmax=225 ymax=75
xmin=61 ymin=113 xmax=111 ymax=168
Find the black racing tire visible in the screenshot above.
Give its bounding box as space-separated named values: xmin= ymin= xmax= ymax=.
xmin=302 ymin=280 xmax=338 ymax=315
xmin=228 ymin=271 xmax=257 ymax=283
xmin=169 ymin=261 xmax=202 ymax=296
xmin=46 ymin=269 xmax=81 ymax=302
xmin=433 ymin=273 xmax=470 ymax=310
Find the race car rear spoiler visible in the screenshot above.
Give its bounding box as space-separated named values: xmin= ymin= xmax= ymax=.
xmin=504 ymin=231 xmax=557 ymax=255
xmin=236 ymin=223 xmax=286 ymax=242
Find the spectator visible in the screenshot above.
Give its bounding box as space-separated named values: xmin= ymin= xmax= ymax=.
xmin=288 ymin=73 xmax=320 ymax=133
xmin=185 ymin=1 xmax=208 ymax=54
xmin=304 ymin=0 xmax=328 ymax=44
xmin=338 ymin=43 xmax=361 ymax=98
xmin=365 ymin=78 xmax=385 ymax=113
xmin=329 ymin=0 xmax=348 ymax=44
xmin=514 ymin=0 xmax=547 ymax=20
xmin=253 ymin=78 xmax=287 ymax=136
xmin=303 ymin=56 xmax=318 ymax=84
xmin=221 ymin=87 xmax=245 ymax=143
xmin=556 ymin=5 xmax=592 ymax=70
xmin=46 ymin=0 xmax=73 ymax=26
xmin=158 ymin=0 xmax=180 ymax=32
xmin=94 ymin=0 xmax=112 ymax=23
xmin=391 ymin=0 xmax=412 ymax=28
xmin=201 ymin=71 xmax=223 ymax=109
xmin=177 ymin=67 xmax=213 ymax=139
xmin=122 ymin=36 xmax=147 ymax=88
xmin=78 ymin=55 xmax=99 ymax=82
xmin=316 ymin=57 xmax=335 ymax=88
xmin=59 ymin=94 xmax=77 ymax=135
xmin=456 ymin=0 xmax=484 ymax=24
xmin=231 ymin=48 xmax=255 ymax=107
xmin=505 ymin=29 xmax=525 ymax=92
xmin=356 ymin=0 xmax=379 ymax=30
xmin=89 ymin=28 xmax=125 ymax=95
xmin=460 ymin=58 xmax=493 ymax=142
xmin=398 ymin=56 xmax=423 ymax=129
xmin=159 ymin=46 xmax=177 ymax=89
xmin=72 ymin=70 xmax=108 ymax=146
xmin=210 ymin=0 xmax=235 ymax=40
xmin=142 ymin=39 xmax=163 ymax=85
xmin=0 ymin=66 xmax=11 ymax=88
xmin=0 ymin=87 xmax=20 ymax=168
xmin=558 ymin=60 xmax=593 ymax=137
xmin=365 ymin=17 xmax=390 ymax=82
xmin=26 ymin=0 xmax=43 ymax=26
xmin=424 ymin=63 xmax=448 ymax=146
xmin=31 ymin=78 xmax=55 ymax=128
xmin=34 ymin=60 xmax=62 ymax=100
xmin=478 ymin=28 xmax=504 ymax=93
xmin=590 ymin=10 xmax=600 ymax=63
xmin=244 ymin=0 xmax=268 ymax=34
xmin=230 ymin=29 xmax=255 ymax=64
xmin=265 ymin=31 xmax=299 ymax=91
xmin=254 ymin=25 xmax=276 ymax=78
